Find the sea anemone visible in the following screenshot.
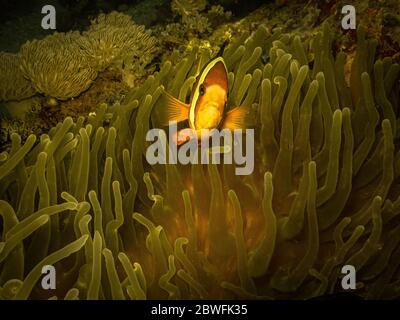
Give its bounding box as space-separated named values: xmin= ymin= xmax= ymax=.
xmin=0 ymin=22 xmax=399 ymax=300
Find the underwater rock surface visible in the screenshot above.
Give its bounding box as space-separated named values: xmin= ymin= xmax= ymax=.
xmin=0 ymin=1 xmax=400 ymax=300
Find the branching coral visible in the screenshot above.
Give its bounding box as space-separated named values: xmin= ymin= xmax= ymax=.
xmin=0 ymin=22 xmax=400 ymax=300
xmin=0 ymin=53 xmax=36 ymax=101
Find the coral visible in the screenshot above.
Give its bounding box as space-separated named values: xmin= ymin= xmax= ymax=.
xmin=181 ymin=12 xmax=211 ymax=34
xmin=207 ymin=5 xmax=232 ymax=26
xmin=171 ymin=0 xmax=208 ymax=16
xmin=19 ymin=32 xmax=98 ymax=101
xmin=0 ymin=53 xmax=36 ymax=101
xmin=158 ymin=3 xmax=232 ymax=64
xmin=88 ymin=10 xmax=138 ymax=31
xmin=37 ymin=70 xmax=130 ymax=128
xmin=0 ymin=22 xmax=400 ymax=300
xmin=1 ymin=12 xmax=157 ymax=102
xmin=166 ymin=0 xmax=232 ymax=39
xmin=82 ymin=11 xmax=158 ymax=86
xmin=177 ymin=2 xmax=232 ymax=35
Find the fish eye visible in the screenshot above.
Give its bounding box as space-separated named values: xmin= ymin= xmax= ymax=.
xmin=199 ymin=84 xmax=205 ymax=96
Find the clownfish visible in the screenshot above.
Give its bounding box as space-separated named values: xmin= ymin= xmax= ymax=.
xmin=160 ymin=57 xmax=251 ymax=145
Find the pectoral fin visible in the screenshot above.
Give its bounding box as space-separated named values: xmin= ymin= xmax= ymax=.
xmin=160 ymin=91 xmax=190 ymax=126
xmin=221 ymin=106 xmax=252 ymax=130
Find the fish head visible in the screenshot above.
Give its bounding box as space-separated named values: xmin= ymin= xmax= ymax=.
xmin=195 ymin=83 xmax=227 ymax=129
xmin=190 ymin=57 xmax=229 ymax=130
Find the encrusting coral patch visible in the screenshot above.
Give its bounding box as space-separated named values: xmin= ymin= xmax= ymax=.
xmin=0 ymin=20 xmax=400 ymax=300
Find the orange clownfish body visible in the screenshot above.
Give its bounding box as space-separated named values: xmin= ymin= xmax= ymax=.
xmin=161 ymin=57 xmax=251 ymax=145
